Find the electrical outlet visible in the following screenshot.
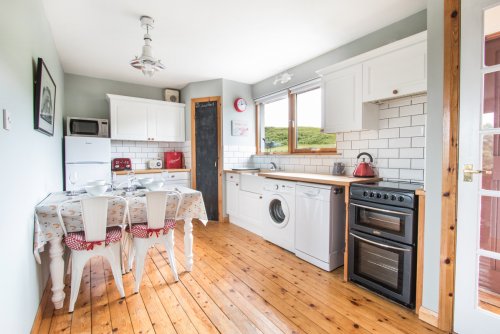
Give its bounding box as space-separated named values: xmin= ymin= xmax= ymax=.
xmin=3 ymin=109 xmax=11 ymax=130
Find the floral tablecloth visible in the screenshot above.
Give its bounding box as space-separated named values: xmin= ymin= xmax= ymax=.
xmin=34 ymin=187 xmax=208 ymax=263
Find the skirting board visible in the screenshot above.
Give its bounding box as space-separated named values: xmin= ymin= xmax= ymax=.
xmin=418 ymin=306 xmax=439 ymax=328
xmin=31 ymin=278 xmax=52 ymax=334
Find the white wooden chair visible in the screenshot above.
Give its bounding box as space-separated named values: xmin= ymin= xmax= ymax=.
xmin=57 ymin=196 xmax=128 ymax=312
xmin=127 ymin=191 xmax=181 ymax=293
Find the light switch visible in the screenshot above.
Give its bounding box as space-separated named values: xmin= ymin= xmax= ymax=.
xmin=3 ymin=109 xmax=12 ymax=130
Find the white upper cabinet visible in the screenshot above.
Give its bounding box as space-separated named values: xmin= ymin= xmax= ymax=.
xmin=107 ymin=94 xmax=185 ymax=142
xmin=317 ymin=31 xmax=427 ymax=133
xmin=362 ymin=40 xmax=427 ymax=102
xmin=321 ymin=64 xmax=377 ymax=133
xmin=110 ymin=99 xmax=149 ymax=141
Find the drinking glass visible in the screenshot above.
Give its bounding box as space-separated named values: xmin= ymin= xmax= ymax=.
xmin=69 ymin=171 xmax=79 ymax=195
xmin=127 ymin=171 xmax=136 ymax=192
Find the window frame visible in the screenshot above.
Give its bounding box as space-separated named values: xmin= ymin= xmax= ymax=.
xmin=256 ymin=88 xmax=337 ymax=155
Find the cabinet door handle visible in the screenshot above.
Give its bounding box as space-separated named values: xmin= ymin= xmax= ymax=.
xmin=236 ymin=183 xmax=239 ymax=186
xmin=392 ymin=89 xmax=398 ymax=95
xmin=259 ymin=196 xmax=263 ymax=199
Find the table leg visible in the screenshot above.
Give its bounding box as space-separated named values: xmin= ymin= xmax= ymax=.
xmin=184 ymin=218 xmax=193 ymax=271
xmin=49 ymin=237 xmax=66 ymax=309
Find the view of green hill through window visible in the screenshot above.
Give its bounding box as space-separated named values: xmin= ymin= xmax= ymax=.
xmin=263 ymin=126 xmax=336 ymax=152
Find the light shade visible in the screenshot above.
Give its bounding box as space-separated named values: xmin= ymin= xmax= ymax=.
xmin=130 ymin=16 xmax=165 ymax=77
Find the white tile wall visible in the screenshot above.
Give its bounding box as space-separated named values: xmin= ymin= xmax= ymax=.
xmin=249 ymin=94 xmax=427 ymax=183
xmin=111 ymin=140 xmax=191 ymax=170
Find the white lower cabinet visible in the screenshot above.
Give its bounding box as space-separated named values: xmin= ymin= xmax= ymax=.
xmin=225 ymin=172 xmax=264 ymax=235
xmin=114 ymin=171 xmax=191 ymax=188
xmin=226 ymin=180 xmax=239 ymax=216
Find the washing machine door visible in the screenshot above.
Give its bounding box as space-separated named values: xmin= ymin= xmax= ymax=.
xmin=268 ymin=194 xmax=290 ymax=228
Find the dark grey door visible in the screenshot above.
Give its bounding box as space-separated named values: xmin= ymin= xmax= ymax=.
xmin=195 ymin=101 xmax=218 ymax=220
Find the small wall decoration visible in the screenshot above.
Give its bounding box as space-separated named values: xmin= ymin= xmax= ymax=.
xmin=231 ymin=120 xmax=249 ymax=136
xmin=233 ymin=98 xmax=247 ymax=112
xmin=164 ymin=88 xmax=180 ymax=103
xmin=34 ymin=58 xmax=56 ymax=136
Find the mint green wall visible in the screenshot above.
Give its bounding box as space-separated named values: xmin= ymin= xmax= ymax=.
xmin=180 ymin=79 xmax=223 ymax=139
xmin=222 ymin=79 xmax=255 ymax=147
xmin=0 ymin=0 xmax=65 ymax=332
xmin=423 ymin=0 xmax=443 ymax=313
xmin=252 ymin=10 xmax=427 ymax=99
xmin=64 ymin=73 xmax=165 ymax=120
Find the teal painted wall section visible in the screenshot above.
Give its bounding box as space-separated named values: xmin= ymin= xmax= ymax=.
xmin=0 ymin=0 xmax=65 ymax=331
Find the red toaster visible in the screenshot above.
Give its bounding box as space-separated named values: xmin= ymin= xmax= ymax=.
xmin=164 ymin=152 xmax=183 ymax=169
xmin=112 ymin=158 xmax=132 ymax=171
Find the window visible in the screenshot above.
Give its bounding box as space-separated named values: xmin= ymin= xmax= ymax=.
xmin=261 ymin=97 xmax=289 ymax=153
xmin=294 ymin=88 xmax=336 ymax=152
xmin=256 ymin=86 xmax=336 ymax=154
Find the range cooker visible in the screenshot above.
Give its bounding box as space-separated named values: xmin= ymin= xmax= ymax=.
xmin=348 ymin=181 xmax=422 ymax=309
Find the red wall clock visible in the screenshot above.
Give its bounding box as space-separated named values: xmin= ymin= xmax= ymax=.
xmin=234 ymin=98 xmax=247 ymax=112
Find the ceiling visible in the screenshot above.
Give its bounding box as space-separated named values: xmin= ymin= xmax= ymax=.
xmin=41 ymin=0 xmax=426 ymax=89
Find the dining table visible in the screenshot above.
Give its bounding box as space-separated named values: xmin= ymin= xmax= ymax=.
xmin=34 ymin=186 xmax=208 ymax=309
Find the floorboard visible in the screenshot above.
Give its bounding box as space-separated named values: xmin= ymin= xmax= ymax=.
xmin=37 ymin=221 xmax=445 ymax=334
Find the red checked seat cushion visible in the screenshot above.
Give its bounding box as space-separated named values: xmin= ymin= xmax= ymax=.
xmin=64 ymin=226 xmax=122 ymax=251
xmin=126 ymin=219 xmax=176 ymax=238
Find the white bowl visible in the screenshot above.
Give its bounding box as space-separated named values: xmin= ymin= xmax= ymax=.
xmin=86 ymin=180 xmax=107 ymax=186
xmin=146 ymin=180 xmax=164 ymax=191
xmin=85 ymin=184 xmax=108 ymax=196
xmin=138 ymin=178 xmax=154 ymax=186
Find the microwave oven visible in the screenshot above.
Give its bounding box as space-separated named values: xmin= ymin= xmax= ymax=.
xmin=66 ymin=117 xmax=109 ymax=137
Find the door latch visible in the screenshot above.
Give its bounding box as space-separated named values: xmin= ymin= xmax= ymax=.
xmin=463 ymin=164 xmax=492 ymax=182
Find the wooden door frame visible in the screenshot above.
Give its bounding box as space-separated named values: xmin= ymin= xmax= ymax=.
xmin=191 ymin=96 xmax=223 ymax=222
xmin=438 ymin=0 xmax=460 ymax=332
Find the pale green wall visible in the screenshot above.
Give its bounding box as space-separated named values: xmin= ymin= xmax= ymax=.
xmin=222 ymin=79 xmax=256 ymax=147
xmin=423 ymin=0 xmax=444 ymax=313
xmin=0 ymin=0 xmax=65 ymax=332
xmin=180 ymin=79 xmax=223 ymax=139
xmin=252 ymin=10 xmax=427 ymax=99
xmin=64 ymin=73 xmax=165 ymax=119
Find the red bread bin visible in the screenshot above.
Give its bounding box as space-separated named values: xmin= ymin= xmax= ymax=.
xmin=164 ymin=152 xmax=184 ymax=169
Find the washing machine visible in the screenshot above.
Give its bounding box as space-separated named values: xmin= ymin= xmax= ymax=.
xmin=261 ymin=179 xmax=296 ymax=252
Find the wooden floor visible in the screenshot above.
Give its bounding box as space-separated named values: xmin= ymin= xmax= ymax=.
xmin=35 ymin=221 xmax=445 ymax=334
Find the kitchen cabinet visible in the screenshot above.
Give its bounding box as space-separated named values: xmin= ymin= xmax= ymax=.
xmin=107 ymin=94 xmax=185 ymax=142
xmin=317 ymin=31 xmax=427 ymax=133
xmin=320 ymin=64 xmax=378 ymax=133
xmin=362 ymin=41 xmax=427 ymax=102
xmin=114 ymin=171 xmax=191 ymax=188
xmin=224 ymin=172 xmax=264 ymax=235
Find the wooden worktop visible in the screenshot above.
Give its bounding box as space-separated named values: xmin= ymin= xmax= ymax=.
xmin=224 ymin=169 xmax=260 ymax=174
xmin=258 ymin=172 xmax=381 ymax=186
xmin=114 ymin=168 xmax=190 ymax=175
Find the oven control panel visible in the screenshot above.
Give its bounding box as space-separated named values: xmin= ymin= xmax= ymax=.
xmin=350 ymin=186 xmax=416 ymax=209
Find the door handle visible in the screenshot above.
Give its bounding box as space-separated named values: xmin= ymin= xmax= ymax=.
xmin=349 ymin=232 xmax=411 ymax=252
xmin=463 ymin=164 xmax=492 ymax=182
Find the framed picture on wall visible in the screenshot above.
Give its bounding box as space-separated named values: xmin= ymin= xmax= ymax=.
xmin=34 ymin=57 xmax=56 ymax=136
xmin=231 ymin=120 xmax=249 ymax=136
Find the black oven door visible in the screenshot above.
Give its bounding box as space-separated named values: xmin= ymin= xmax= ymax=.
xmin=349 ymin=200 xmax=416 ymax=245
xmin=348 ymin=230 xmax=415 ymax=308
xmin=70 ymin=119 xmax=99 ymax=136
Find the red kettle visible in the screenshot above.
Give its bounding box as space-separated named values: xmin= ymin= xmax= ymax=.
xmin=353 ymin=152 xmax=375 ymax=177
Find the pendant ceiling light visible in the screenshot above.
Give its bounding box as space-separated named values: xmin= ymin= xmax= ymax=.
xmin=130 ymin=16 xmax=165 ymax=77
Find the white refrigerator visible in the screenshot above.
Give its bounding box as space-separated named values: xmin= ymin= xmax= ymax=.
xmin=64 ymin=136 xmax=111 ymax=191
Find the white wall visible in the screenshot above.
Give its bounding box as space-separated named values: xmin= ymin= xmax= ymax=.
xmin=111 ymin=140 xmax=191 ymax=170
xmin=0 ymin=0 xmax=65 ymax=331
xmin=244 ymin=94 xmax=427 ymax=181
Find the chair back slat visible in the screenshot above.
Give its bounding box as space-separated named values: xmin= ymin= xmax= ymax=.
xmin=81 ymin=197 xmax=109 ymax=242
xmin=57 ymin=195 xmax=128 ymax=242
xmin=146 ymin=192 xmax=168 ymax=229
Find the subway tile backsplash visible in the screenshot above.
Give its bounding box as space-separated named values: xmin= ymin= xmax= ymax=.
xmin=111 ymin=140 xmax=191 ymax=170
xmin=227 ymin=93 xmax=427 ymax=183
